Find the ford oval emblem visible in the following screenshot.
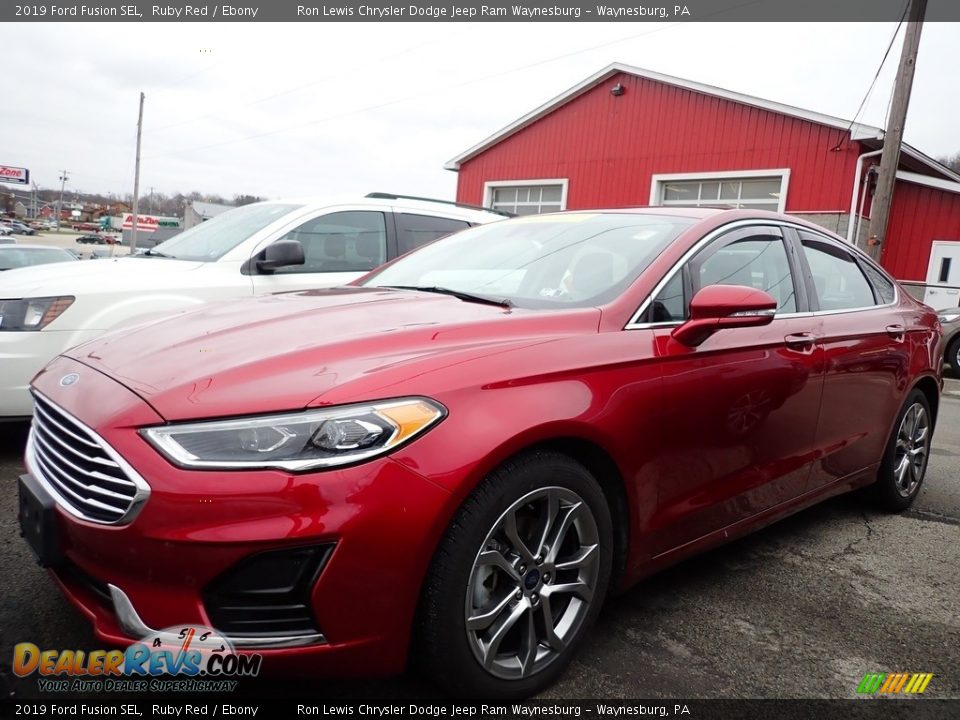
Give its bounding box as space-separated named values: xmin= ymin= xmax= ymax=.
xmin=59 ymin=373 xmax=80 ymax=387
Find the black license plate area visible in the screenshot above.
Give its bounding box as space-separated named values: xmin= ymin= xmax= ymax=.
xmin=18 ymin=473 xmax=63 ymax=567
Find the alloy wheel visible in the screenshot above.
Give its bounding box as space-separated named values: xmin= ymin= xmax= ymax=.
xmin=893 ymin=402 xmax=929 ymax=498
xmin=464 ymin=486 xmax=600 ymax=680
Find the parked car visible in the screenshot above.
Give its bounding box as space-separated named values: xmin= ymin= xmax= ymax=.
xmin=0 ymin=194 xmax=506 ymax=418
xmin=75 ymin=234 xmax=117 ymax=245
xmin=0 ymin=244 xmax=79 ymax=271
xmin=939 ymin=310 xmax=960 ymax=371
xmin=0 ymin=224 xmax=13 ymax=236
xmin=18 ymin=208 xmax=940 ymax=697
xmin=7 ymin=220 xmax=36 ymax=236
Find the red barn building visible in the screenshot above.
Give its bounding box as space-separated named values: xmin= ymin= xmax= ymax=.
xmin=447 ymin=63 xmax=960 ymax=309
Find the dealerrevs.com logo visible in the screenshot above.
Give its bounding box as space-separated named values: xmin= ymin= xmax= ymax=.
xmin=13 ymin=625 xmax=262 ymax=693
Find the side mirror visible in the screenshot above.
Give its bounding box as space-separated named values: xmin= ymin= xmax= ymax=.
xmin=256 ymin=240 xmax=305 ymax=273
xmin=672 ymin=284 xmax=777 ymax=347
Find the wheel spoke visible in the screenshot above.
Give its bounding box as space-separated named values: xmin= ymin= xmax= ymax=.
xmin=503 ymin=511 xmax=536 ymax=564
xmin=481 ymin=600 xmax=528 ymax=669
xmin=544 ymin=502 xmax=582 ymax=564
xmin=908 ymin=456 xmax=919 ymax=485
xmin=467 ymin=591 xmax=516 ymax=632
xmin=914 ymin=425 xmax=929 ymax=444
xmin=477 ymin=549 xmax=521 ymax=583
xmin=555 ymin=543 xmax=599 ymax=571
xmin=534 ymin=489 xmax=561 ymax=559
xmin=895 ymin=456 xmax=910 ymax=490
xmin=910 ymin=407 xmax=923 ymax=438
xmin=540 ymin=599 xmax=565 ymax=652
xmin=519 ymin=608 xmax=539 ymax=675
xmin=543 ymin=580 xmax=593 ymax=602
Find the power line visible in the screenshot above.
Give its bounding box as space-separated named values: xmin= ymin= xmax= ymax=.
xmin=830 ymin=0 xmax=910 ymax=150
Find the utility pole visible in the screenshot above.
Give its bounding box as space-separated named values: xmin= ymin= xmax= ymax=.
xmin=866 ymin=0 xmax=927 ymax=261
xmin=149 ymin=186 xmax=154 ymax=215
xmin=56 ymin=171 xmax=69 ymax=232
xmin=131 ymin=92 xmax=145 ymax=252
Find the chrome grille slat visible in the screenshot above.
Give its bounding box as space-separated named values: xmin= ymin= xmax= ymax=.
xmin=32 ymin=399 xmax=101 ymax=450
xmin=31 ymin=433 xmax=137 ymax=503
xmin=32 ymin=421 xmax=135 ymax=486
xmin=28 ymin=391 xmax=151 ymax=525
xmin=30 ymin=444 xmax=127 ymax=518
xmin=33 ymin=413 xmax=122 ymax=469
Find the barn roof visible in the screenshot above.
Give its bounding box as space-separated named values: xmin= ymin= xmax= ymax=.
xmin=444 ymin=62 xmax=960 ymax=184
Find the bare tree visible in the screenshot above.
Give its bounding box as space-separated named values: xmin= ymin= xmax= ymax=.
xmin=938 ymin=152 xmax=960 ymax=173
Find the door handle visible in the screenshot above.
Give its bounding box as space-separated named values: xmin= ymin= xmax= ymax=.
xmin=886 ymin=324 xmax=906 ymax=341
xmin=784 ymin=332 xmax=816 ymax=352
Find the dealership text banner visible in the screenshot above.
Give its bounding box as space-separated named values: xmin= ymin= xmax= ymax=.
xmin=6 ymin=0 xmax=960 ymax=22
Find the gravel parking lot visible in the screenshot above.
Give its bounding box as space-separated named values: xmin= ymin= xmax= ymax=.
xmin=1 ymin=393 xmax=958 ymax=700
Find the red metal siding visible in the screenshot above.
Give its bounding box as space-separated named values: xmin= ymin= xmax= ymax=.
xmin=456 ymin=72 xmax=862 ymax=212
xmin=882 ymin=180 xmax=960 ymax=280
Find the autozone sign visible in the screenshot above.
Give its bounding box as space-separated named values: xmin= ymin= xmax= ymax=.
xmin=122 ymin=214 xmax=158 ymax=232
xmin=0 ymin=165 xmax=29 ymax=185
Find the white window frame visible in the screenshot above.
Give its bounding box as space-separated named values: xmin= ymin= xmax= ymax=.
xmin=483 ymin=179 xmax=569 ymax=214
xmin=649 ymin=169 xmax=790 ymax=213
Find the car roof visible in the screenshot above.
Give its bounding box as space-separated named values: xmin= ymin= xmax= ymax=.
xmin=261 ymin=195 xmax=506 ymax=224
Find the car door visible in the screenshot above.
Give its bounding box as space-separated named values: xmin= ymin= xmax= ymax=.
xmin=249 ymin=209 xmax=390 ymax=295
xmin=794 ymin=228 xmax=909 ymax=490
xmin=642 ymin=224 xmax=825 ymax=556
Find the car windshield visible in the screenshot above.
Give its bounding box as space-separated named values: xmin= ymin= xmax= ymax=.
xmin=0 ymin=247 xmax=76 ymax=270
xmin=362 ymin=212 xmax=695 ymax=308
xmin=144 ymin=202 xmax=303 ymax=261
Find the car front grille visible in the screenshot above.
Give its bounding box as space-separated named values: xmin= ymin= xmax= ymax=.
xmin=28 ymin=392 xmax=149 ymax=525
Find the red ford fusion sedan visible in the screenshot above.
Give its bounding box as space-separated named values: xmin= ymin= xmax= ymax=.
xmin=19 ymin=208 xmax=941 ymax=697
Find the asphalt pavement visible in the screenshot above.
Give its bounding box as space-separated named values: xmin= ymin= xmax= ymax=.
xmin=0 ymin=393 xmax=958 ymax=700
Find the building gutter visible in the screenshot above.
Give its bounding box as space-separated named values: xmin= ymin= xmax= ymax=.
xmin=846 ymin=148 xmax=884 ymax=244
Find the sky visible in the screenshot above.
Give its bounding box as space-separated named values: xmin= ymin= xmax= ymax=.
xmin=3 ymin=20 xmax=959 ymax=204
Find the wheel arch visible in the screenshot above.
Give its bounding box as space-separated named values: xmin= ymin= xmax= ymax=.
xmin=913 ymin=374 xmax=940 ymax=427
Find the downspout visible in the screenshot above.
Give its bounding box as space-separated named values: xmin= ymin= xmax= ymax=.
xmin=847 ymin=148 xmax=884 ymax=244
xmin=852 ymin=166 xmax=878 ymax=250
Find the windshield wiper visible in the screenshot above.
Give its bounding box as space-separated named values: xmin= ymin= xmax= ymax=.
xmin=381 ymin=285 xmax=512 ymax=308
xmin=141 ymin=249 xmax=174 ymax=258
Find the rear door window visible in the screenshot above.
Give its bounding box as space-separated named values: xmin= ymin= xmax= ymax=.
xmin=799 ymin=232 xmax=878 ymax=310
xmin=395 ymin=214 xmax=470 ymax=255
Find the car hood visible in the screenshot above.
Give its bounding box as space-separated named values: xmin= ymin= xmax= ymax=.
xmin=60 ymin=287 xmax=601 ymax=421
xmin=0 ymin=256 xmax=206 ymax=296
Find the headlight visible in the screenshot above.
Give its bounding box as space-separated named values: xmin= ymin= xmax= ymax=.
xmin=141 ymin=398 xmax=446 ymax=471
xmin=938 ymin=313 xmax=959 ymax=324
xmin=0 ymin=296 xmax=74 ymax=331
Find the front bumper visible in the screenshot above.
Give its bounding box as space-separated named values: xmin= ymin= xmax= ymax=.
xmin=25 ymin=356 xmax=457 ymax=676
xmin=0 ymin=328 xmax=100 ymax=418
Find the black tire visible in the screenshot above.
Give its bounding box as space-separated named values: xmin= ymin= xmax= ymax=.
xmin=868 ymin=389 xmax=932 ymax=512
xmin=947 ymin=337 xmax=960 ymax=373
xmin=416 ymin=451 xmax=613 ymax=699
